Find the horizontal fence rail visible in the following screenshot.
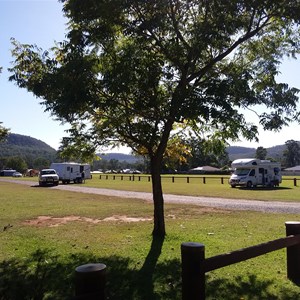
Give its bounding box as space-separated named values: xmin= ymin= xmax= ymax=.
xmin=181 ymin=221 xmax=300 ymax=300
xmin=205 ymin=234 xmax=300 ymax=272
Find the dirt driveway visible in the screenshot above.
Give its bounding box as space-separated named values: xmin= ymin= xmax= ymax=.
xmin=1 ymin=178 xmax=300 ymax=214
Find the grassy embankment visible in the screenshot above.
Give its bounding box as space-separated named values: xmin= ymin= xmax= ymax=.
xmin=1 ymin=179 xmax=300 ymax=299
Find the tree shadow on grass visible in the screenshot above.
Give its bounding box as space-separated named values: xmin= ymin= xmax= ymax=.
xmin=1 ymin=248 xmax=300 ymax=299
xmin=206 ymin=274 xmax=300 ymax=299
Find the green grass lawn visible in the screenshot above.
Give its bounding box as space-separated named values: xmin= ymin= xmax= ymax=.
xmin=81 ymin=174 xmax=300 ymax=202
xmin=16 ymin=174 xmax=300 ymax=201
xmin=1 ymin=180 xmax=300 ymax=299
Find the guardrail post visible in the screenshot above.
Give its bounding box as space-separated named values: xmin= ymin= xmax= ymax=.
xmin=75 ymin=263 xmax=106 ymax=299
xmin=203 ymin=177 xmax=206 ymax=184
xmin=181 ymin=242 xmax=205 ymax=300
xmin=286 ymin=221 xmax=300 ymax=284
xmin=294 ymin=178 xmax=297 ymax=187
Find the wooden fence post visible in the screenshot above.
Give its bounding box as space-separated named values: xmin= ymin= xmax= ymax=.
xmin=181 ymin=242 xmax=205 ymax=300
xmin=203 ymin=177 xmax=206 ymax=184
xmin=294 ymin=178 xmax=297 ymax=187
xmin=286 ymin=221 xmax=300 ymax=284
xmin=75 ymin=263 xmax=106 ymax=299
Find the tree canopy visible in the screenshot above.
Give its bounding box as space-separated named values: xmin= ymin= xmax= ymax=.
xmin=9 ymin=0 xmax=300 ymax=236
xmin=0 ymin=122 xmax=9 ymax=142
xmin=255 ymin=146 xmax=268 ymax=160
xmin=283 ymin=139 xmax=300 ymax=167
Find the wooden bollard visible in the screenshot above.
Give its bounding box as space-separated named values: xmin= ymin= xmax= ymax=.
xmin=75 ymin=263 xmax=106 ymax=299
xmin=286 ymin=222 xmax=300 ymax=284
xmin=181 ymin=242 xmax=205 ymax=300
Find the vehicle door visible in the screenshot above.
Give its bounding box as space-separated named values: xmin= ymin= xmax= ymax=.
xmin=258 ymin=168 xmax=265 ymax=185
xmin=248 ymin=169 xmax=256 ymax=184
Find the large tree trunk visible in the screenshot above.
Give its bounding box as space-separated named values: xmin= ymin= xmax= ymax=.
xmin=150 ymin=155 xmax=166 ymax=237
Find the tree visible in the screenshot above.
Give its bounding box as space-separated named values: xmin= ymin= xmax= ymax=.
xmin=0 ymin=122 xmax=9 ymax=142
xmin=184 ymin=138 xmax=229 ymax=170
xmin=283 ymin=140 xmax=300 ymax=167
xmin=255 ymin=146 xmax=267 ymax=160
xmin=9 ymin=1 xmax=300 ymax=236
xmin=5 ymin=156 xmax=28 ymax=173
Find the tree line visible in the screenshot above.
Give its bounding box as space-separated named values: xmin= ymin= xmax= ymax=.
xmin=6 ymin=1 xmax=300 ymax=236
xmin=255 ymin=140 xmax=300 ymax=168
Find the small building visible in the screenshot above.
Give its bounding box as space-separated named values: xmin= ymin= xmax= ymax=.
xmin=283 ymin=165 xmax=300 ymax=176
xmin=189 ymin=166 xmax=221 ymax=174
xmin=26 ymin=169 xmax=39 ymax=177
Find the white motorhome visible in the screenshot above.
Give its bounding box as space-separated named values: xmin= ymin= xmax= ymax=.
xmin=229 ymin=158 xmax=281 ymax=188
xmin=50 ymin=162 xmax=91 ymax=184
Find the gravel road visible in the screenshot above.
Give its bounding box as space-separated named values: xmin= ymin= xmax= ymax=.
xmin=2 ymin=178 xmax=300 ymax=214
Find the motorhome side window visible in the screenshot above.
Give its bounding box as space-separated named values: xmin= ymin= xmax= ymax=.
xmin=259 ymin=168 xmax=264 ymax=174
xmin=67 ymin=167 xmax=70 ymax=171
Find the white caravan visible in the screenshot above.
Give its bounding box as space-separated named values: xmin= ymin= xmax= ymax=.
xmin=229 ymin=158 xmax=281 ymax=188
xmin=50 ymin=162 xmax=91 ymax=184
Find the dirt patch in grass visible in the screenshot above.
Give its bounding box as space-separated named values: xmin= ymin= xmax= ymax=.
xmin=23 ymin=215 xmax=153 ymax=227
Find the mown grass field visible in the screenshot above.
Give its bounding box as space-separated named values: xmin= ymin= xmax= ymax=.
xmin=82 ymin=174 xmax=300 ymax=201
xmin=1 ymin=178 xmax=300 ymax=299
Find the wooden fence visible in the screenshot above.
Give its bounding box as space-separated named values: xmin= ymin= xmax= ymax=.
xmin=181 ymin=221 xmax=300 ymax=300
xmin=73 ymin=222 xmax=300 ymax=299
xmin=96 ymin=174 xmax=300 ymax=186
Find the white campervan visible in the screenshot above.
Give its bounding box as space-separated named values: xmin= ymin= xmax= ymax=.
xmin=50 ymin=162 xmax=91 ymax=184
xmin=229 ymin=158 xmax=281 ymax=188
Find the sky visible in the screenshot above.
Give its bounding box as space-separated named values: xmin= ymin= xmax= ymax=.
xmin=1 ymin=1 xmax=300 ymax=152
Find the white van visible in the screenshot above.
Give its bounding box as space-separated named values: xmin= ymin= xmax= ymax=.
xmin=229 ymin=158 xmax=281 ymax=188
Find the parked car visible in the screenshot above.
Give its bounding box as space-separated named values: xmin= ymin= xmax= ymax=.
xmin=12 ymin=172 xmax=22 ymax=177
xmin=38 ymin=169 xmax=59 ymax=186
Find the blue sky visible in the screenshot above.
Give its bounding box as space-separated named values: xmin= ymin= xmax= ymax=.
xmin=1 ymin=0 xmax=300 ymax=151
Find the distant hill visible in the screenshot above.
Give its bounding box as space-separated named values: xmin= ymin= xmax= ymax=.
xmin=0 ymin=133 xmax=287 ymax=164
xmin=227 ymin=145 xmax=286 ymax=160
xmin=0 ymin=133 xmax=57 ymax=162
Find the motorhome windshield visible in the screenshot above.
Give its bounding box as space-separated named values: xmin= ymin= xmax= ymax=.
xmin=234 ymin=168 xmax=250 ymax=176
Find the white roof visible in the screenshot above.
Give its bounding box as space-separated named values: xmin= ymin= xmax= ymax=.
xmin=284 ymin=165 xmax=300 ymax=171
xmin=190 ymin=166 xmax=220 ymax=171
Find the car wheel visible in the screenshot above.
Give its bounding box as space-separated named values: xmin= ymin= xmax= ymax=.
xmin=246 ymin=181 xmax=252 ymax=188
